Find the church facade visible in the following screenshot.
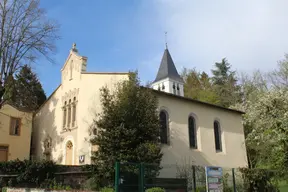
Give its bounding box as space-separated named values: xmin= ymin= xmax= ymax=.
xmin=32 ymin=44 xmax=248 ymax=170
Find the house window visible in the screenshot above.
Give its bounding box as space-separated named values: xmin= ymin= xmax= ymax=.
xmin=68 ymin=99 xmax=71 ymax=127
xmin=72 ymin=97 xmax=77 ymax=127
xmin=214 ymin=120 xmax=222 ymax=152
xmin=10 ymin=117 xmax=21 ymax=136
xmin=63 ymin=101 xmax=67 ymax=128
xmin=173 ymin=83 xmax=176 ymax=94
xmin=188 ymin=116 xmax=197 ymax=149
xmin=159 ymin=110 xmax=169 ymax=144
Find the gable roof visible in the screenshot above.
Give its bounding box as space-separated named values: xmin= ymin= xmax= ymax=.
xmin=144 ymin=87 xmax=245 ymax=114
xmin=154 ymin=48 xmax=184 ymax=83
xmin=2 ymin=102 xmax=32 ymax=113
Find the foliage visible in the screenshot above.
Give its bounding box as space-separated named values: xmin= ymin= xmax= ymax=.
xmin=145 ymin=187 xmax=165 ymax=192
xmin=90 ymin=72 xmax=163 ymax=187
xmin=241 ymin=90 xmax=288 ymax=170
xmin=239 ymin=168 xmax=280 ymax=192
xmin=81 ymin=177 xmax=99 ymax=191
xmin=0 ymin=0 xmax=59 ymax=107
xmin=99 ymin=187 xmax=114 ymax=192
xmin=40 ymin=178 xmax=71 ymax=190
xmin=0 ymin=159 xmax=57 ymax=187
xmin=181 ymin=68 xmax=220 ymax=105
xmin=211 ymin=58 xmax=241 ymax=107
xmin=5 ymin=64 xmax=46 ymax=111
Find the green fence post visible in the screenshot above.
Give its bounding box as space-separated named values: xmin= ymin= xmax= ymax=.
xmin=115 ymin=162 xmax=120 ymax=192
xmin=192 ymin=166 xmax=197 ymax=191
xmin=232 ymin=168 xmax=237 ymax=192
xmin=139 ymin=163 xmax=145 ymax=192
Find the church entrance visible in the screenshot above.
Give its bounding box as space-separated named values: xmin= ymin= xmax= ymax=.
xmin=65 ymin=141 xmax=73 ymax=165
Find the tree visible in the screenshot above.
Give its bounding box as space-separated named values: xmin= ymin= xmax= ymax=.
xmin=243 ymin=89 xmax=288 ymax=170
xmin=7 ymin=64 xmax=46 ymax=110
xmin=0 ymin=0 xmax=59 ymax=107
xmin=211 ymin=58 xmax=241 ymax=107
xmin=90 ymin=72 xmax=163 ymax=186
xmin=268 ymin=54 xmax=288 ymax=90
xmin=182 ymin=68 xmax=220 ymax=105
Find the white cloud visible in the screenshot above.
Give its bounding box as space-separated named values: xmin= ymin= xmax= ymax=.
xmin=137 ymin=0 xmax=288 ymax=79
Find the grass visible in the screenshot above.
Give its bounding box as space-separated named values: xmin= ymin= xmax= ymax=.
xmin=279 ymin=181 xmax=288 ymax=192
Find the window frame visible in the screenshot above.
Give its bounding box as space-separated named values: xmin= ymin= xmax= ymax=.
xmin=188 ymin=115 xmax=197 ymax=149
xmin=213 ymin=120 xmax=222 ymax=152
xmin=9 ymin=117 xmax=21 ymax=136
xmin=159 ymin=110 xmax=169 ymax=145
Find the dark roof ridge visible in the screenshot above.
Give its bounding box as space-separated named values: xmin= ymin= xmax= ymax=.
xmin=154 ymin=48 xmax=184 ymax=83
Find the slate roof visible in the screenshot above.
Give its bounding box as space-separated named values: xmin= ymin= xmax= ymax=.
xmin=154 ymin=48 xmax=184 ymax=83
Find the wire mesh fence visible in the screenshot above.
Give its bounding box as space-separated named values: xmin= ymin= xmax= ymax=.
xmin=115 ymin=162 xmax=288 ymax=192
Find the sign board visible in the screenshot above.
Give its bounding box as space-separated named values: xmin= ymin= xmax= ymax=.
xmin=205 ymin=166 xmax=223 ymax=192
xmin=79 ymin=155 xmax=85 ymax=164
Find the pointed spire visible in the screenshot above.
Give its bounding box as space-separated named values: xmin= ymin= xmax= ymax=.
xmin=154 ymin=48 xmax=184 ymax=83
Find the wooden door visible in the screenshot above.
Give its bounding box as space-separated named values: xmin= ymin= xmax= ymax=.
xmin=65 ymin=141 xmax=73 ymax=165
xmin=0 ymin=146 xmax=8 ymax=162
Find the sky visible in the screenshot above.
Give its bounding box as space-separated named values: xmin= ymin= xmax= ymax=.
xmin=37 ymin=0 xmax=288 ymax=96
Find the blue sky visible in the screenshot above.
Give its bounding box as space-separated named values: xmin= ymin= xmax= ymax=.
xmin=37 ymin=0 xmax=288 ymax=96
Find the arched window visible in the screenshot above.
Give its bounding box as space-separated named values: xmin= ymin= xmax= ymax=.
xmin=173 ymin=83 xmax=176 ymax=94
xmin=188 ymin=116 xmax=197 ymax=149
xmin=177 ymin=84 xmax=180 ymax=95
xmin=63 ymin=101 xmax=67 ymax=128
xmin=214 ymin=120 xmax=222 ymax=151
xmin=72 ymin=97 xmax=77 ymax=127
xmin=159 ymin=111 xmax=169 ymax=144
xmin=68 ymin=99 xmax=71 ymax=127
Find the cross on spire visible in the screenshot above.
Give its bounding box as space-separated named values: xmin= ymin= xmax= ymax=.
xmin=165 ymin=31 xmax=168 ymax=49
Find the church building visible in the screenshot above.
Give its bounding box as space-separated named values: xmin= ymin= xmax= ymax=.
xmin=32 ymin=44 xmax=248 ymax=171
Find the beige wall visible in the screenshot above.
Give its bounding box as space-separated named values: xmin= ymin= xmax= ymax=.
xmin=33 ymin=46 xmax=247 ymax=172
xmin=156 ymin=93 xmax=248 ymax=177
xmin=32 ymin=48 xmax=128 ymax=165
xmin=0 ymin=104 xmax=32 ymax=161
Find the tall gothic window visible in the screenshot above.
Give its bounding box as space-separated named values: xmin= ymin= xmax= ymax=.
xmin=68 ymin=99 xmax=71 ymax=127
xmin=63 ymin=101 xmax=67 ymax=128
xmin=214 ymin=120 xmax=222 ymax=152
xmin=188 ymin=116 xmax=197 ymax=149
xmin=159 ymin=110 xmax=169 ymax=144
xmin=72 ymin=97 xmax=77 ymax=127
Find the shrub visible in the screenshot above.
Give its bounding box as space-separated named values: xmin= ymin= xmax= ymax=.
xmin=99 ymin=187 xmax=114 ymax=192
xmin=145 ymin=187 xmax=165 ymax=192
xmin=0 ymin=159 xmax=57 ymax=187
xmin=40 ymin=178 xmax=71 ymax=190
xmin=239 ymin=168 xmax=279 ymax=192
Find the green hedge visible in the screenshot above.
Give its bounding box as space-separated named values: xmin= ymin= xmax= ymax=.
xmin=0 ymin=159 xmax=57 ymax=187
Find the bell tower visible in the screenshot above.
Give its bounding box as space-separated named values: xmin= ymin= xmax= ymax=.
xmin=151 ymin=48 xmax=184 ymax=96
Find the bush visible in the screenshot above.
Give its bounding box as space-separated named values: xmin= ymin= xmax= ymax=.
xmin=99 ymin=187 xmax=114 ymax=192
xmin=145 ymin=187 xmax=165 ymax=192
xmin=40 ymin=178 xmax=71 ymax=190
xmin=239 ymin=168 xmax=280 ymax=192
xmin=82 ymin=177 xmax=99 ymax=190
xmin=0 ymin=159 xmax=57 ymax=187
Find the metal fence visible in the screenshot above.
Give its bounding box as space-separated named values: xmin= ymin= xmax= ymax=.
xmin=114 ymin=162 xmax=288 ymax=192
